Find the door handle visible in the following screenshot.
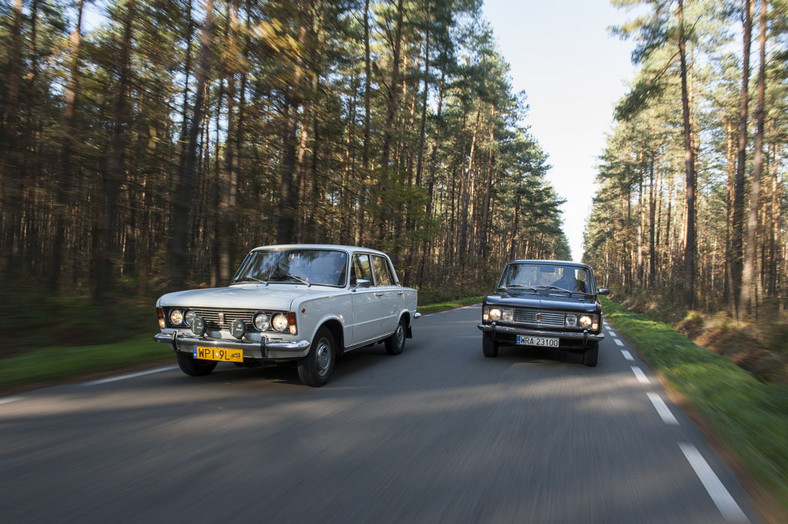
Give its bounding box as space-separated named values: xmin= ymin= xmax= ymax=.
xmin=375 ymin=293 xmax=384 ymax=298
xmin=397 ymin=291 xmax=404 ymax=296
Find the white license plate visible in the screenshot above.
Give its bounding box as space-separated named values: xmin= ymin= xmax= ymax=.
xmin=516 ymin=335 xmax=559 ymax=348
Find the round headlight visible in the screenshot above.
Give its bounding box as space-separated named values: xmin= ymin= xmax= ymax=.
xmin=271 ymin=313 xmax=289 ymax=332
xmin=231 ymin=319 xmax=247 ymax=339
xmin=565 ymin=314 xmax=578 ymax=327
xmin=253 ymin=313 xmax=270 ymax=331
xmin=489 ymin=308 xmax=502 ymax=321
xmin=184 ymin=310 xmax=196 ymax=325
xmin=169 ymin=309 xmax=185 ymax=325
xmin=579 ymin=315 xmax=593 ymax=327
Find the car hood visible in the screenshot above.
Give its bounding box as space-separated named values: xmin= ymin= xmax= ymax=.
xmin=156 ymin=284 xmax=337 ymax=310
xmin=484 ymin=292 xmax=600 ymax=313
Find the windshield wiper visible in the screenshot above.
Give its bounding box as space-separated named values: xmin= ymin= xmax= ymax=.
xmin=233 ymin=275 xmax=266 ymax=284
xmin=283 ymin=273 xmax=311 ymax=286
xmin=505 ymin=285 xmax=537 ymax=292
xmin=534 ymin=285 xmax=573 ymax=294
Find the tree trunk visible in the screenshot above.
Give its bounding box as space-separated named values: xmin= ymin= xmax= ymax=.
xmin=95 ymin=0 xmax=136 ymax=303
xmin=170 ymin=1 xmax=215 ymax=289
xmin=678 ymin=0 xmax=697 ymax=308
xmin=731 ymin=0 xmax=752 ymax=317
xmin=740 ymin=0 xmax=766 ymax=317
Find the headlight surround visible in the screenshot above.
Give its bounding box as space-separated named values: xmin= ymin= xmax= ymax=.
xmin=579 ymin=315 xmax=593 ymax=328
xmin=169 ymin=309 xmax=185 ymax=326
xmin=271 ymin=313 xmax=289 ymax=332
xmin=253 ymin=313 xmax=270 ymax=331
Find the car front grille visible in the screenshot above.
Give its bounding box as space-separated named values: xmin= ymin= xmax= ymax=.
xmin=168 ymin=307 xmax=259 ymax=330
xmin=513 ymin=309 xmax=565 ymax=327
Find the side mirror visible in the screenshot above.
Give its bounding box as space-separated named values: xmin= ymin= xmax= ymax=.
xmin=597 ymin=288 xmax=609 ymax=296
xmin=356 ymin=279 xmax=372 ymax=289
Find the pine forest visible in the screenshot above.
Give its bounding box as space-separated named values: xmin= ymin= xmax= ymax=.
xmin=0 ymin=0 xmax=570 ymax=331
xmin=1 ymin=0 xmax=787 ymax=353
xmin=585 ymin=0 xmax=787 ymax=322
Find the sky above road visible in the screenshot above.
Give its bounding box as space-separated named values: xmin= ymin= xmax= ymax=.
xmin=482 ymin=0 xmax=639 ymax=261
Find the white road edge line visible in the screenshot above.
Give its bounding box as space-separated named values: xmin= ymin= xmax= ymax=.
xmin=679 ymin=443 xmax=749 ymax=523
xmin=614 ymin=338 xmax=624 ymax=346
xmin=0 ymin=397 xmax=24 ymax=406
xmin=621 ymin=350 xmax=634 ymax=361
xmin=631 ymin=366 xmax=650 ymax=384
xmin=647 ymin=392 xmax=679 ymax=425
xmin=82 ymin=366 xmax=177 ymax=387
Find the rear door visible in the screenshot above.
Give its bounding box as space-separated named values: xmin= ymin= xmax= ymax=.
xmin=371 ymin=254 xmax=401 ymax=336
xmin=349 ymin=254 xmax=383 ymax=345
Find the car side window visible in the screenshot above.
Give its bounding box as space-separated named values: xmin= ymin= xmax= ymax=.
xmin=351 ymin=254 xmax=374 ymax=286
xmin=372 ymin=255 xmax=394 ymax=286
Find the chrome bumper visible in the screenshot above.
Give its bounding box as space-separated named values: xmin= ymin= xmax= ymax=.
xmin=154 ymin=332 xmax=311 ymax=360
xmin=477 ymin=323 xmax=604 ymax=346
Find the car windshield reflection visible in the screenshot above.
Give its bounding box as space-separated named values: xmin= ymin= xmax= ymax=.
xmin=232 ymin=249 xmax=348 ymax=287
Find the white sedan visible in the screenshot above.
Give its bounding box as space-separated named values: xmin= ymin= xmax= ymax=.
xmin=155 ymin=244 xmax=419 ymax=386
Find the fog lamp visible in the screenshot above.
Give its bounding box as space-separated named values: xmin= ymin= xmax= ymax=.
xmin=191 ymin=316 xmax=206 ymax=336
xmin=231 ymin=319 xmax=247 ymax=339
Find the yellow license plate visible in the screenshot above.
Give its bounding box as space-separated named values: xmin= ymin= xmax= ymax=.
xmin=193 ymin=346 xmax=244 ymax=362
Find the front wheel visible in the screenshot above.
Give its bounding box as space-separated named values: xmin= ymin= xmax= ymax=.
xmin=385 ymin=318 xmax=407 ymax=355
xmin=583 ymin=344 xmax=599 ymax=367
xmin=176 ymin=351 xmax=218 ymax=376
xmin=482 ymin=333 xmax=499 ymax=357
xmin=297 ymin=327 xmax=336 ymax=387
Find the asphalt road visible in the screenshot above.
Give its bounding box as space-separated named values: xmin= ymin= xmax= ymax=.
xmin=0 ymin=305 xmax=762 ymax=523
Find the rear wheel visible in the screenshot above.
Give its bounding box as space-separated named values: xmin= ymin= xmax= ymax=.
xmin=176 ymin=351 xmax=218 ymax=376
xmin=297 ymin=327 xmax=336 ymax=387
xmin=583 ymin=343 xmax=599 ymax=367
xmin=385 ymin=318 xmax=407 ymax=355
xmin=482 ymin=333 xmax=499 ymax=357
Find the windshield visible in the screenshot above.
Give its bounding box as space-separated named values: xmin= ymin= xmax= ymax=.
xmin=498 ymin=263 xmax=593 ymax=294
xmin=231 ymin=249 xmax=348 ymax=287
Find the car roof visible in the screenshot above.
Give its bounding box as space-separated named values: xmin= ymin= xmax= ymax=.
xmin=250 ymin=244 xmax=387 ymax=256
xmin=507 ymin=259 xmax=592 ymax=269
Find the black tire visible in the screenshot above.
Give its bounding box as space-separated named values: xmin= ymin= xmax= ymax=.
xmin=297 ymin=327 xmax=336 ymax=387
xmin=482 ymin=333 xmax=499 ymax=357
xmin=583 ymin=343 xmax=599 ymax=367
xmin=176 ymin=351 xmax=218 ymax=376
xmin=385 ymin=318 xmax=407 ymax=355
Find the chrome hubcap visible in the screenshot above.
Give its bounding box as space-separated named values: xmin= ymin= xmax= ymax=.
xmin=316 ymin=339 xmax=331 ymax=375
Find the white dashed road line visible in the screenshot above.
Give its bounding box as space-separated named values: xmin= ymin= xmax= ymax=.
xmin=647 ymin=392 xmax=679 ymax=425
xmin=614 ymin=338 xmax=624 ymax=346
xmin=620 ymin=349 xmax=634 ymax=361
xmin=630 ymin=366 xmax=650 ymax=384
xmin=679 ymin=443 xmax=749 ymax=523
xmin=82 ymin=366 xmax=177 ymax=387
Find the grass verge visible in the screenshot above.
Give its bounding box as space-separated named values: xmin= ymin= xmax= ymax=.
xmin=417 ymin=296 xmax=483 ymax=315
xmin=0 ymin=334 xmax=173 ymax=393
xmin=602 ymin=297 xmax=787 ymax=519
